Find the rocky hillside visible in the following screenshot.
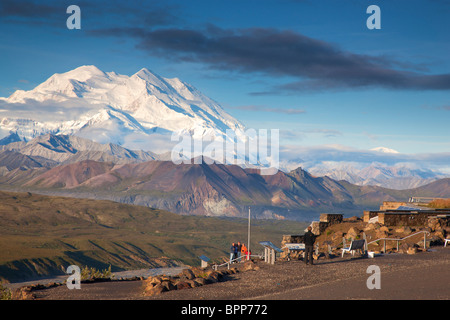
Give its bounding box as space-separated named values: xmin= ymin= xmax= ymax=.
xmin=1 ymin=134 xmax=449 ymax=220
xmin=0 ymin=158 xmax=359 ymax=220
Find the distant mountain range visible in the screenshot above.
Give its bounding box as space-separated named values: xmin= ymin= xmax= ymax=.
xmin=305 ymin=161 xmax=446 ymax=190
xmin=1 ymin=134 xmax=449 ymax=220
xmin=0 ymin=65 xmax=448 ymax=217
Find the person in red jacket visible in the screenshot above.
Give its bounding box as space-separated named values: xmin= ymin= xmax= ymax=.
xmin=241 ymin=243 xmax=247 ymax=261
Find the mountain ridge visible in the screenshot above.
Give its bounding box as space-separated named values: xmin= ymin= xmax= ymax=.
xmin=2 ymin=154 xmax=449 ymax=220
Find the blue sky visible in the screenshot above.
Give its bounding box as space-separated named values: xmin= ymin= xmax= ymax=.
xmin=0 ymin=0 xmax=449 ymax=160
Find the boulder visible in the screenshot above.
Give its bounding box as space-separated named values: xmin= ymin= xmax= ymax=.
xmin=346 ymin=227 xmax=360 ymax=240
xmin=394 ymin=226 xmax=412 ymax=235
xmin=181 ymin=268 xmax=195 ymax=280
xmin=375 ymin=230 xmax=389 ymax=239
xmin=363 ymin=223 xmax=376 ymax=232
xmin=175 ymin=281 xmax=192 ymax=290
xmin=161 ymin=280 xmax=176 ymax=291
xmin=205 ymin=271 xmax=219 ymax=284
xmin=144 ymin=283 xmax=167 ymax=296
xmin=193 ymin=277 xmax=207 ymax=286
xmin=190 ymin=267 xmax=207 ymax=278
xmin=242 ymin=260 xmax=260 ymax=272
xmin=147 ymin=276 xmax=162 ymax=285
xmin=331 ymin=231 xmax=344 ymax=242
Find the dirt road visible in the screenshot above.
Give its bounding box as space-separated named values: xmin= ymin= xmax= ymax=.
xmin=27 ymin=247 xmax=450 ymax=300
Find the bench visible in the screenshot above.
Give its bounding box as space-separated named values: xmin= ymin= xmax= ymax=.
xmin=341 ymin=239 xmax=366 ymax=257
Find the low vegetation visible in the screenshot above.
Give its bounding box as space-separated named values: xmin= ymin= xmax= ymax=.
xmin=428 ymin=199 xmax=450 ymax=209
xmin=80 ymin=265 xmax=114 ymax=281
xmin=0 ymin=191 xmax=309 ymax=283
xmin=0 ymin=281 xmax=11 ymax=300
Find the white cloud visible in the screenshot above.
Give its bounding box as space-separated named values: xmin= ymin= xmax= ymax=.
xmin=279 ymin=143 xmax=450 ymax=174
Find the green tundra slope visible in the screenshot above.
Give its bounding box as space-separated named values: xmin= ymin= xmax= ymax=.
xmin=0 ymin=190 xmax=308 ymax=282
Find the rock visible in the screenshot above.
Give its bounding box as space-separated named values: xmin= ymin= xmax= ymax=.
xmin=144 ymin=283 xmax=167 ymax=296
xmin=160 ymin=275 xmax=172 ymax=282
xmin=309 ymin=221 xmax=321 ymax=235
xmin=331 ymin=231 xmax=344 ymax=241
xmin=193 ymin=277 xmax=207 ymax=286
xmin=147 ymin=276 xmax=163 ymax=286
xmin=229 ymin=267 xmax=238 ymax=274
xmin=175 ymin=281 xmax=192 ymax=290
xmin=161 ymin=280 xmax=176 ymax=291
xmin=379 ymin=226 xmax=389 ymax=233
xmin=407 ymin=247 xmax=418 ymax=255
xmin=346 ymin=227 xmax=360 ymax=240
xmin=364 ymin=223 xmax=376 ymax=231
xmin=205 ymin=271 xmax=219 ymax=284
xmin=394 ymin=226 xmax=412 ymax=235
xmin=430 ymin=231 xmax=445 ymax=244
xmin=375 ymin=230 xmax=389 ymax=239
xmin=181 ymin=268 xmax=195 ymax=280
xmin=190 ymin=267 xmax=207 ymax=278
xmin=242 ymin=260 xmax=259 ymax=272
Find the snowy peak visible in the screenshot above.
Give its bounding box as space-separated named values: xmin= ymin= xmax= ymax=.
xmin=306 ymin=161 xmax=445 ymax=190
xmin=0 ymin=65 xmax=245 ymax=153
xmin=370 ymin=147 xmax=399 ymax=154
xmin=61 ymin=65 xmax=107 ymax=81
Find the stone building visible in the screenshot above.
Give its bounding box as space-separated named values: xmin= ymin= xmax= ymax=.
xmin=363 ymin=209 xmax=450 ymax=227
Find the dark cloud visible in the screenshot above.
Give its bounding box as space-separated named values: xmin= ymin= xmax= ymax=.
xmin=0 ymin=0 xmax=179 ymax=28
xmin=0 ymin=0 xmax=60 ymax=18
xmin=90 ymin=25 xmax=450 ymax=92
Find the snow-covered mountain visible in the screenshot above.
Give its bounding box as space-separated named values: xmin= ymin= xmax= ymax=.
xmin=305 ymin=161 xmax=446 ymax=190
xmin=0 ymin=65 xmax=245 ymax=155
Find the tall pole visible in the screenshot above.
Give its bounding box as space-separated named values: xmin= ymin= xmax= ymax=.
xmin=248 ymin=207 xmax=251 ymax=253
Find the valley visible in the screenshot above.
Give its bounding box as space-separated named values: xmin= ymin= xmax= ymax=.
xmin=0 ymin=190 xmax=309 ymax=283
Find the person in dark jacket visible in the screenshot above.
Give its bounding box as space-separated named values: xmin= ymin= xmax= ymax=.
xmin=303 ymin=226 xmax=316 ymax=265
xmin=230 ymin=243 xmax=237 ymax=263
xmin=236 ymin=242 xmax=242 ymax=262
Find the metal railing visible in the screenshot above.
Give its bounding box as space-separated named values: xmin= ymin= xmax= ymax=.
xmin=366 ymin=230 xmax=430 ymax=253
xmin=212 ymin=254 xmax=263 ymax=271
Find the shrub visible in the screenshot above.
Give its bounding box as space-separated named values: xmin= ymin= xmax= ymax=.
xmin=0 ymin=282 xmax=11 ymax=300
xmin=80 ymin=265 xmax=114 ymax=281
xmin=428 ymin=199 xmax=450 ymax=209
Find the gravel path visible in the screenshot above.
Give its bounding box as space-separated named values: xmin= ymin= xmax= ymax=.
xmin=28 ymin=247 xmax=450 ymax=300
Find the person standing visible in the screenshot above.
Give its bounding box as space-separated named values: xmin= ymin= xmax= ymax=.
xmin=241 ymin=243 xmax=247 ymax=261
xmin=304 ymin=226 xmax=316 ymax=265
xmin=236 ymin=242 xmax=242 ymax=262
xmin=230 ymin=242 xmax=237 ymax=264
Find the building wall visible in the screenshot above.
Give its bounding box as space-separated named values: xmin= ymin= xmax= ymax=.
xmin=368 ymin=211 xmax=450 ymax=227
xmin=379 ymin=201 xmax=407 ymax=211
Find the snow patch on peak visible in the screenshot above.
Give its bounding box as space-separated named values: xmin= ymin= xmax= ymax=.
xmin=370 ymin=147 xmax=399 ymax=154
